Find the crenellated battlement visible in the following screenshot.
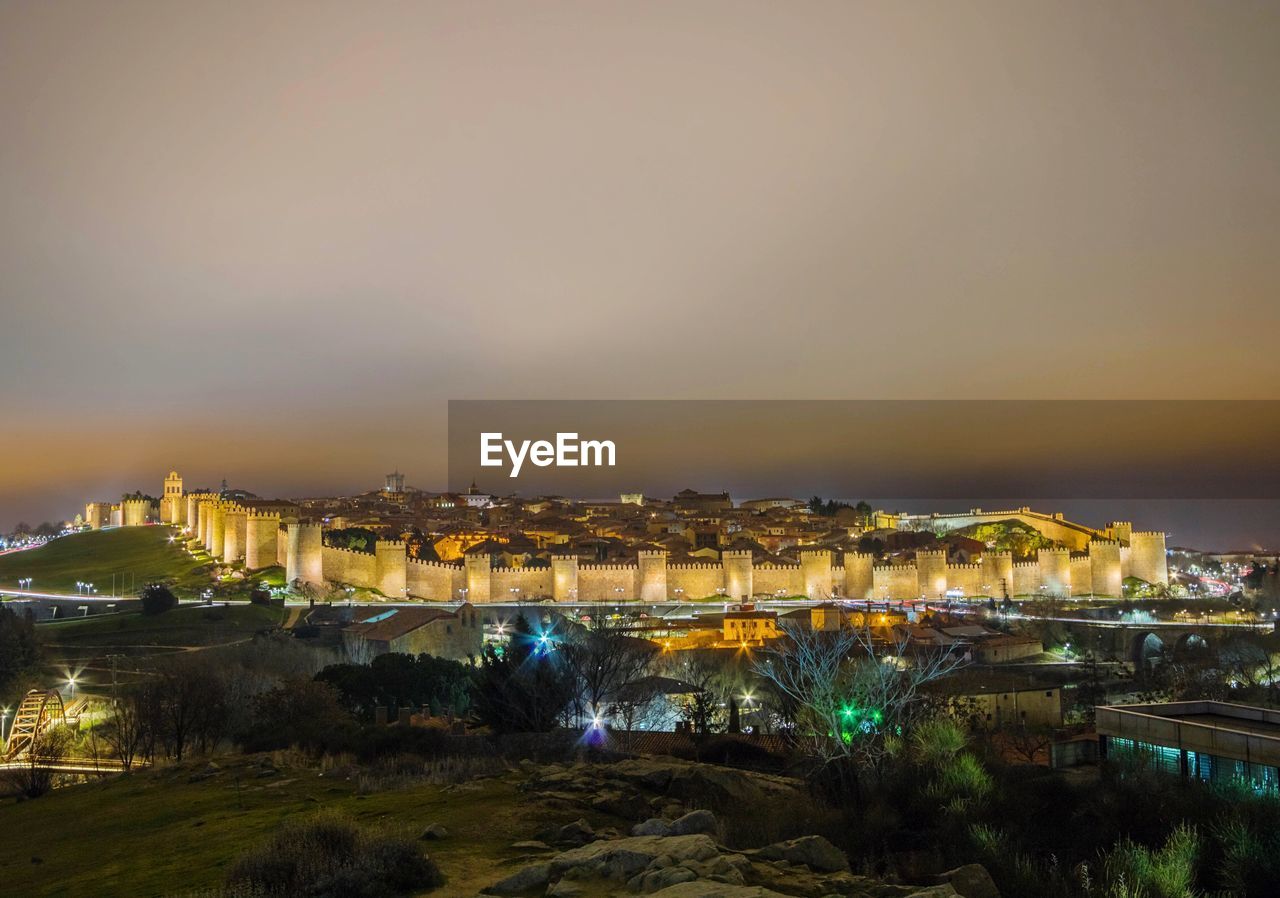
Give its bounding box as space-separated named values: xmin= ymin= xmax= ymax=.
xmin=325 ymin=544 xmax=375 ymax=558
xmin=407 ymin=557 xmax=462 ymax=571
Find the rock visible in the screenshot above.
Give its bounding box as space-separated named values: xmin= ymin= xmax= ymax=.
xmin=636 ymin=865 xmax=699 ymax=892
xmin=482 ymin=862 xmax=551 ymax=895
xmin=632 ymin=818 xmax=674 ymax=837
xmin=755 ymin=836 xmax=849 ymax=873
xmin=610 ymin=758 xmax=677 ymax=790
xmin=511 ymin=840 xmax=552 ymax=851
xmin=187 ymin=761 xmax=221 ymax=783
xmin=538 ymin=818 xmax=596 ymax=847
xmin=420 ymin=823 xmax=449 ymax=840
xmin=645 ymin=884 xmax=794 ymax=897
xmin=551 ymin=834 xmax=720 ymax=881
xmin=670 ymin=809 xmax=718 ymax=836
xmin=928 ymin=865 xmax=998 ymax=898
xmin=666 ymin=764 xmax=802 ymax=809
xmin=905 ymin=887 xmax=959 ymax=897
xmin=546 ymin=880 xmax=585 ymax=897
xmin=591 ymin=790 xmax=637 ymax=816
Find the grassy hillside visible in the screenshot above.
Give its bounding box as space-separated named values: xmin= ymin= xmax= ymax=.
xmin=0 ymin=756 xmax=588 ymax=897
xmin=38 ymin=602 xmax=284 ymax=651
xmin=0 ymin=527 xmax=209 ymax=596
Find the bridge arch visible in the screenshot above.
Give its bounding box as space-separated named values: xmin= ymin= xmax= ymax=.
xmin=1130 ymin=631 xmax=1166 ymax=670
xmin=1172 ymin=632 xmax=1212 ymax=660
xmin=3 ymin=689 xmax=67 ymax=760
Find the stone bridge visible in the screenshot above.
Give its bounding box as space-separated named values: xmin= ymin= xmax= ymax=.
xmin=1055 ymin=620 xmax=1278 ymax=675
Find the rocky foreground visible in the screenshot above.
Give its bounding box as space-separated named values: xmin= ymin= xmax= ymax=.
xmin=470 ymin=757 xmax=998 ymax=898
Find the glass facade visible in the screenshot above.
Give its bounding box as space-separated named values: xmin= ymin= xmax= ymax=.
xmin=1104 ymin=736 xmax=1280 ymax=795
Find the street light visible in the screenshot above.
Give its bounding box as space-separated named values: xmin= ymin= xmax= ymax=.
xmin=1 ymin=707 xmax=9 ymax=747
xmin=67 ymin=676 xmax=77 ymax=699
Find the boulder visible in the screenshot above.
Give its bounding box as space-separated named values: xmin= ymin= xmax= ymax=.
xmin=610 ymin=758 xmax=677 ymax=790
xmin=632 ymin=818 xmax=675 ymax=837
xmin=645 ymin=884 xmax=795 ymax=898
xmin=928 ymin=865 xmax=999 ymax=898
xmin=633 ymin=865 xmax=699 ymax=892
xmin=551 ymin=834 xmax=720 ymax=881
xmin=666 ymin=764 xmax=802 ymax=809
xmin=755 ymin=836 xmax=849 ymax=873
xmin=482 ymin=862 xmax=551 ymax=895
xmin=670 ymin=809 xmax=718 ymax=836
xmin=419 ymin=823 xmax=449 ymax=840
xmin=538 ymin=818 xmax=596 ymax=847
xmin=546 ymin=880 xmax=585 ymax=897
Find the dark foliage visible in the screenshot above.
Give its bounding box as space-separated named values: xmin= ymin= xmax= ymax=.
xmin=237 ymin=679 xmax=354 ymax=753
xmin=224 ymin=811 xmax=444 ymax=897
xmin=139 ymin=582 xmax=178 ymax=614
xmin=0 ymin=606 xmax=41 ymax=699
xmin=471 ymin=614 xmax=574 ymax=734
xmin=316 ymin=653 xmax=473 ymax=721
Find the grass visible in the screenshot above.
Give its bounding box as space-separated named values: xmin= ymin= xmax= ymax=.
xmin=0 ymin=754 xmax=600 ymax=898
xmin=37 ymin=603 xmax=285 ymax=650
xmin=0 ymin=528 xmax=210 ymax=597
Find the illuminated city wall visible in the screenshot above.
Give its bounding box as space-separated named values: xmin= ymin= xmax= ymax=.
xmin=159 ymin=471 xmax=1168 ymax=602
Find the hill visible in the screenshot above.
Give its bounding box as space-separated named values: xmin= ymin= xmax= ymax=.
xmin=945 ymin=521 xmax=1055 ymax=559
xmin=0 ymin=527 xmax=209 ymax=596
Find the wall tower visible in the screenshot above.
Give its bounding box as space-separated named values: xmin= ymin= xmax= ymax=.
xmin=637 ymin=550 xmax=668 ymax=602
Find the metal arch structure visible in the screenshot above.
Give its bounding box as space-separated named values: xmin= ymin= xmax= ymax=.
xmin=3 ymin=689 xmax=67 ymax=760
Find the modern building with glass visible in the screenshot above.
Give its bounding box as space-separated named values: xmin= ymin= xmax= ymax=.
xmin=1097 ymin=701 xmax=1280 ymax=794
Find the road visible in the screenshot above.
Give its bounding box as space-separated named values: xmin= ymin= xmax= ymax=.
xmin=6 ymin=589 xmax=1274 ymax=632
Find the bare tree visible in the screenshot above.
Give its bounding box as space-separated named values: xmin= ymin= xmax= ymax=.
xmin=103 ymin=694 xmax=149 ymax=771
xmin=752 ymin=623 xmax=965 ymax=772
xmin=561 ymin=614 xmax=657 ymax=728
xmin=4 ymin=725 xmax=72 ymax=798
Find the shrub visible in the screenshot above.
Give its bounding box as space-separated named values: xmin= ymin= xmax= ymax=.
xmin=910 ymin=717 xmax=967 ymax=768
xmin=248 ymin=588 xmax=271 ymax=606
xmin=224 ymin=811 xmax=444 ymax=897
xmin=140 ymin=583 xmax=178 ymax=615
xmin=1101 ymin=823 xmax=1199 ymax=898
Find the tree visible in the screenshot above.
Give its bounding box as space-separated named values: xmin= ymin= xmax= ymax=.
xmin=151 ymin=657 xmax=228 ymax=760
xmin=139 ymin=583 xmax=178 ymax=615
xmin=471 ymin=615 xmax=574 ymax=734
xmin=316 ymin=653 xmax=474 ymax=721
xmin=669 ymin=649 xmax=731 ymax=737
xmin=560 ymin=613 xmax=657 ymax=728
xmin=752 ymin=623 xmax=964 ymax=773
xmin=103 ymin=689 xmax=150 ymax=770
xmin=0 ymin=606 xmax=42 ymax=699
xmin=4 ymin=725 xmax=72 ymax=798
xmin=239 ymin=679 xmax=353 ymax=753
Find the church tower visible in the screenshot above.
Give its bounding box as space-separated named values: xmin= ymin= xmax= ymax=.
xmin=161 ymin=470 xmax=184 ymax=524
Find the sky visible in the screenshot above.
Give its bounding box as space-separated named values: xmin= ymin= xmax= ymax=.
xmin=1 ymin=2 xmax=1278 ymax=548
